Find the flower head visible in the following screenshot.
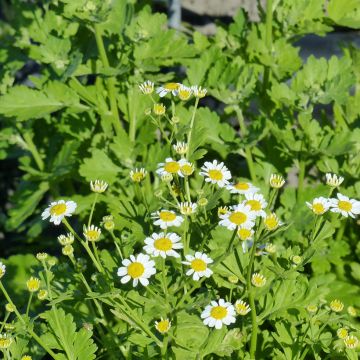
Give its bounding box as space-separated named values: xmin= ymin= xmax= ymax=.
xmin=306 ymin=197 xmax=330 ymax=215
xmin=265 ymin=243 xmax=277 ymax=254
xmin=178 ymin=159 xmax=194 ymax=176
xmin=0 ymin=262 xmax=6 ymax=279
xmin=156 ymin=82 xmax=180 ymax=97
xmin=62 ymin=244 xmax=74 ymax=256
xmin=41 ymin=200 xmax=77 ymax=225
xmin=130 ymin=168 xmax=147 ymax=183
xmin=264 ymin=213 xmax=282 ymax=231
xmin=0 ymin=334 xmax=13 ymax=349
xmin=235 ymin=300 xmax=251 ymax=315
xmin=237 ymin=226 xmax=254 ymax=241
xmin=38 ymin=289 xmax=48 ymax=300
xmin=201 ymin=299 xmax=236 ymax=329
xmin=306 ymin=304 xmax=318 ymax=313
xmin=36 ymin=253 xmax=48 ymax=261
xmin=117 ymin=254 xmax=156 ymax=287
xmin=58 ymin=233 xmax=74 ymax=246
xmin=198 ymin=198 xmax=208 ymax=207
xmin=191 ymin=85 xmax=207 ymax=98
xmin=347 ymin=306 xmax=357 ymax=317
xmin=179 ymin=202 xmax=197 ymax=216
xmin=292 ymin=255 xmax=302 ymax=265
xmin=269 ymin=174 xmax=285 ymax=189
xmin=344 ymin=335 xmax=359 ymax=349
xmin=218 ymin=206 xmax=230 ymax=217
xmin=5 ymin=303 xmax=16 ymax=313
xmin=330 ymin=299 xmax=344 ymax=312
xmin=326 ymin=173 xmax=344 ymax=187
xmin=200 ymin=160 xmax=231 ymax=188
xmin=139 ymin=80 xmax=154 ymax=95
xmin=177 ymin=85 xmax=192 ymax=101
xmin=90 ymin=180 xmax=108 ymax=193
xmin=329 ymin=193 xmax=360 ymax=218
xmin=337 ymin=328 xmax=348 ymax=339
xmin=83 ymin=225 xmax=101 ymax=242
xmin=182 ymin=252 xmax=213 ymax=281
xmin=143 ymin=232 xmax=183 ymax=258
xmin=155 ymin=318 xmax=171 ymax=334
xmin=156 ymin=158 xmax=181 ymax=177
xmin=251 ymin=273 xmax=266 ymax=287
xmin=21 ymin=356 xmax=32 ymax=360
xmin=219 ymin=203 xmax=256 ymax=230
xmin=26 ymin=277 xmax=41 ymax=292
xmin=152 ymin=210 xmax=184 ymax=229
xmin=244 ymin=193 xmax=267 ymax=218
xmin=173 ymin=141 xmax=188 ymax=155
xmin=227 ymin=181 xmax=259 ymax=195
xmin=101 ymin=215 xmax=115 ymax=231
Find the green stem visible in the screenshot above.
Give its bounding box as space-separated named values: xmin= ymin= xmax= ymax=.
xmin=22 ymin=131 xmax=45 ymax=171
xmin=94 ymin=24 xmax=122 ymax=137
xmin=298 ymin=160 xmax=306 ymax=199
xmin=25 ymin=293 xmax=33 ymax=317
xmin=161 ymin=258 xmax=168 ymax=301
xmin=186 ymin=97 xmax=199 ymax=160
xmin=88 ymin=193 xmax=99 ymax=227
xmin=110 ymin=231 xmax=124 ymax=260
xmin=0 ymin=313 xmax=9 ymax=332
xmin=175 ymin=278 xmax=206 ymax=310
xmin=184 ymin=177 xmax=191 ymax=203
xmin=0 ymin=282 xmax=58 ymax=359
xmin=263 ymin=0 xmax=273 ymax=91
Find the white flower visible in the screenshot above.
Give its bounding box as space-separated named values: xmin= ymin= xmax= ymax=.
xmin=235 ymin=300 xmax=251 ymax=315
xmin=173 ymin=142 xmax=188 ymax=155
xmin=90 ymin=180 xmax=108 ymax=193
xmin=325 ymin=173 xmax=344 ymax=187
xmin=219 ymin=203 xmax=256 ymax=230
xmin=83 ymin=224 xmax=101 ymax=242
xmin=237 ymin=226 xmax=254 ymax=241
xmin=0 ymin=262 xmax=6 ymax=279
xmin=57 ymin=233 xmax=74 ymax=246
xmin=227 ymin=181 xmax=259 ymax=195
xmin=155 ymin=318 xmax=171 ymax=334
xmin=269 ymin=174 xmax=285 ymax=188
xmin=306 ymin=197 xmax=330 ymax=215
xmin=139 ymin=80 xmax=154 ymax=95
xmin=178 ymin=159 xmax=194 ymax=177
xmin=41 ymin=200 xmax=77 ymax=225
xmin=244 ymin=193 xmax=267 ymax=218
xmin=200 ymin=160 xmax=232 ymax=188
xmin=182 ymin=252 xmax=213 ymax=281
xmin=143 ymin=232 xmax=183 ymax=258
xmin=152 ymin=210 xmax=184 ymax=229
xmin=201 ymin=299 xmax=236 ymax=329
xmin=179 ymin=202 xmax=197 ymax=215
xmin=191 ymin=85 xmax=207 ymax=98
xmin=344 ymin=335 xmax=359 ymax=349
xmin=117 ymin=254 xmax=156 ymax=287
xmin=156 ymin=82 xmax=181 ymax=97
xmin=156 ymin=158 xmax=181 ymax=177
xmin=177 ymin=85 xmax=192 ymax=100
xmin=251 ymin=273 xmax=266 ymax=287
xmin=329 ymin=193 xmax=360 ymax=218
xmin=264 ymin=213 xmax=283 ymax=231
xmin=130 ymin=168 xmax=147 ymax=182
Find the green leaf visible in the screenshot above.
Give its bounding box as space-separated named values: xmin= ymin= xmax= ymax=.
xmin=327 ymin=0 xmax=360 ymax=29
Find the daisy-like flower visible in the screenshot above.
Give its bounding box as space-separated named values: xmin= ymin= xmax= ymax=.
xmin=251 ymin=273 xmax=266 ymax=287
xmin=269 ymin=174 xmax=285 ymax=189
xmin=344 ymin=335 xmax=359 ymax=349
xmin=152 ymin=210 xmax=184 ymax=229
xmin=58 ymin=233 xmax=74 ymax=246
xmin=178 ymin=159 xmax=194 ymax=177
xmin=0 ymin=334 xmax=13 ymax=349
xmin=306 ymin=197 xmax=330 ymax=215
xmin=139 ymin=80 xmax=154 ymax=95
xmin=5 ymin=303 xmax=16 ymax=313
xmin=155 ymin=318 xmax=171 ymax=334
xmin=326 ymin=173 xmax=344 ymax=187
xmin=173 ymin=141 xmax=188 ymax=155
xmin=101 ymin=215 xmax=115 ymax=231
xmin=177 ymin=85 xmax=192 ymax=101
xmin=156 ymin=82 xmax=181 ymax=97
xmin=244 ymin=193 xmax=267 ymax=218
xmin=306 ymin=304 xmax=318 ymax=313
xmin=26 ymin=277 xmax=41 ymax=292
xmin=0 ymin=262 xmax=6 ymax=279
xmin=191 ymin=85 xmax=207 ymax=98
xmin=117 ymin=254 xmax=156 ymax=287
xmin=179 ymin=202 xmax=197 ymax=215
xmin=347 ymin=306 xmax=357 ymax=317
xmin=182 ymin=252 xmax=213 ymax=281
xmin=237 ymin=226 xmax=254 ymax=241
xmin=130 ymin=168 xmax=147 ymax=183
xmin=330 ymin=299 xmax=344 ymax=312
xmin=62 ymin=244 xmax=74 ymax=256
xmin=83 ymin=225 xmax=101 ymax=242
xmin=329 ymin=193 xmax=360 ymax=218
xmin=36 ymin=253 xmax=48 ymax=261
xmin=38 ymin=289 xmax=48 ymax=300
xmin=218 ymin=206 xmax=230 ymax=217
xmin=41 ymin=200 xmax=77 ymax=225
xmin=21 ymin=356 xmax=32 ymax=360
xmin=264 ymin=213 xmax=283 ymax=231
xmin=156 ymin=158 xmax=181 ymax=177
xmin=153 ymin=103 xmax=166 ymax=115
xmin=201 ymin=299 xmax=236 ymax=329
xmin=143 ymin=232 xmax=183 ymax=258
xmin=219 ymin=203 xmax=256 ymax=230
xmin=90 ymin=180 xmax=108 ymax=193
xmin=198 ymin=198 xmax=208 ymax=207
xmin=200 ymin=160 xmax=232 ymax=188
xmin=291 ymin=255 xmax=302 ymax=265
xmin=235 ymin=300 xmax=251 ymax=315
xmin=227 ymin=181 xmax=259 ymax=195
xmin=337 ymin=328 xmax=348 ymax=340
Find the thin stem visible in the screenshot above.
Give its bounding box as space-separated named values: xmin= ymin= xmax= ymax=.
xmin=161 ymin=258 xmax=168 ymax=301
xmin=175 ymin=278 xmax=206 ymax=310
xmin=93 ymin=24 xmax=122 ymax=137
xmin=186 ymin=97 xmax=199 ymax=160
xmin=110 ymin=231 xmax=124 ymax=260
xmin=184 ymin=177 xmax=191 ymax=203
xmin=25 ymin=293 xmax=33 ymax=317
xmin=0 ymin=313 xmax=9 ymax=332
xmin=22 ymin=131 xmax=45 ymax=171
xmin=88 ymin=193 xmax=99 ymax=227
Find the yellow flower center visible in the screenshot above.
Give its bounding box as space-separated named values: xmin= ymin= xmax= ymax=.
xmin=181 ymin=164 xmax=193 ymax=176
xmin=156 ymin=319 xmax=170 ymax=333
xmin=127 ymin=262 xmax=145 ymax=279
xmin=208 ymin=169 xmax=223 ymax=181
xmin=229 ymin=211 xmax=247 ymax=225
xmin=179 ymin=89 xmax=191 ymax=100
xmin=154 ymin=237 xmax=172 ymax=251
xmin=265 ymin=216 xmax=278 ymax=230
xmin=338 ymin=200 xmax=352 ymax=212
xmin=132 ymin=172 xmax=144 ymax=182
xmin=50 ymin=203 xmax=67 ymax=216
xmin=191 ymin=259 xmax=207 ymax=272
xmin=234 ymin=182 xmax=249 ymax=190
xmin=236 ymin=304 xmax=248 ymax=314
xmin=85 ymin=230 xmax=100 ymax=240
xmin=164 ymin=162 xmax=180 ymax=173
xmin=312 ymin=203 xmax=325 ymax=214
xmin=246 ymin=200 xmax=262 ymax=211
xmin=164 ymin=82 xmax=180 ymax=90
xmin=238 ymin=228 xmax=252 ymax=240
xmin=210 ymin=306 xmax=227 ymax=320
xmin=159 ymin=211 xmax=177 ymax=222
